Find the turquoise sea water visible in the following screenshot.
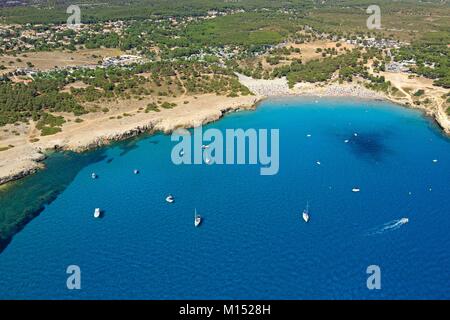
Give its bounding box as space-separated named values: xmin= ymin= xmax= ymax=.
xmin=0 ymin=97 xmax=449 ymax=299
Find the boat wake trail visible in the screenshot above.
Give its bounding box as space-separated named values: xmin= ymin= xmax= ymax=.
xmin=367 ymin=218 xmax=409 ymax=236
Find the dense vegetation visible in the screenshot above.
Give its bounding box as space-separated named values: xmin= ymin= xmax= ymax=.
xmin=393 ymin=32 xmax=450 ymax=88
xmin=2 ymin=0 xmax=448 ymax=47
xmin=0 ymin=59 xmax=250 ymax=132
xmin=0 ymin=80 xmax=84 ymax=127
xmin=0 ymin=0 xmax=314 ymax=24
xmin=184 ymin=12 xmax=302 ymax=49
xmin=270 ymin=48 xmax=391 ymax=91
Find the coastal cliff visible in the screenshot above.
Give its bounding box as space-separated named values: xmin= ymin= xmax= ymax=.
xmin=0 ymin=94 xmax=259 ymax=186
xmin=0 ymin=150 xmax=46 ymax=185
xmin=237 ymin=74 xmax=450 ymax=136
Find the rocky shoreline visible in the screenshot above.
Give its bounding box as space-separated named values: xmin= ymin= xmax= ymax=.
xmin=0 ymin=162 xmax=43 ymax=185
xmin=0 ymin=151 xmax=46 ymax=185
xmin=0 ymin=95 xmax=259 ymax=186
xmin=1 ymin=76 xmax=449 ymax=186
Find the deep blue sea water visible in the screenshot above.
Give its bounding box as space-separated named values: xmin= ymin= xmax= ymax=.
xmin=0 ymin=97 xmax=449 ymax=299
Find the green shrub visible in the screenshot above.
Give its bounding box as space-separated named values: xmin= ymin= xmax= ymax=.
xmin=40 ymin=126 xmax=62 ymax=136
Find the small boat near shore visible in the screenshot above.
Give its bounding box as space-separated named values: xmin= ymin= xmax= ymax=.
xmin=91 ymin=173 xmax=97 ymax=179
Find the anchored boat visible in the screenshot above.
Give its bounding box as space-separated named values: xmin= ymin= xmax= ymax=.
xmin=302 ymin=202 xmax=310 ymax=223
xmin=194 ymin=208 xmax=202 ymax=227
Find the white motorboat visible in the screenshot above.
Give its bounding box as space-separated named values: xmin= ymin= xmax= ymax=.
xmin=91 ymin=172 xmax=97 ymax=179
xmin=166 ymin=194 xmax=174 ymax=203
xmin=194 ymin=208 xmax=202 ymax=227
xmin=302 ymin=202 xmax=310 ymax=223
xmin=352 ymin=188 xmax=361 ymax=193
xmin=94 ymin=208 xmax=101 ymax=218
xmin=133 ymin=169 xmax=139 ymax=174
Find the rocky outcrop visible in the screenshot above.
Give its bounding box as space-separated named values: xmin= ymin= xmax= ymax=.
xmin=70 ymin=122 xmax=159 ymax=152
xmin=69 ymin=102 xmax=258 ymax=152
xmin=0 ymin=166 xmax=39 ymax=185
xmin=0 ymin=151 xmax=46 ymax=185
xmin=433 ymin=107 xmax=450 ymax=135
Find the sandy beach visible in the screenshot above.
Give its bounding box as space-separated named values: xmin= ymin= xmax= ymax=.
xmin=238 ymin=73 xmax=450 ymax=134
xmin=237 ymin=73 xmax=384 ymax=99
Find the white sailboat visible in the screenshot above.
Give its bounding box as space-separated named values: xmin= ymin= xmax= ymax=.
xmin=302 ymin=202 xmax=310 ymax=223
xmin=91 ymin=172 xmax=97 ymax=179
xmin=194 ymin=208 xmax=202 ymax=227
